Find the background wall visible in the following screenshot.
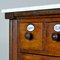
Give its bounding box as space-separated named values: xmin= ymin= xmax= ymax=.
xmin=0 ymin=0 xmax=60 ymax=60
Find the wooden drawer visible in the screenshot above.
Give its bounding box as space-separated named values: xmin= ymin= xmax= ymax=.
xmin=44 ymin=22 xmax=60 ymax=56
xmin=18 ymin=22 xmax=43 ymax=51
xmin=18 ymin=53 xmax=60 ymax=60
xmin=19 ymin=54 xmax=42 ymax=60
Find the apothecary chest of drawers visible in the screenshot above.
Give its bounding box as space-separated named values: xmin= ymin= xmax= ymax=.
xmin=2 ymin=4 xmax=60 ymax=60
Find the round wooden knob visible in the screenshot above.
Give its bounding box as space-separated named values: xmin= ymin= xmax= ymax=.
xmin=52 ymin=33 xmax=60 ymax=41
xmin=25 ymin=32 xmax=33 ymax=40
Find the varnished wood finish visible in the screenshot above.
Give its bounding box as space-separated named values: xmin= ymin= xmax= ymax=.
xmin=18 ymin=53 xmax=60 ymax=60
xmin=17 ymin=19 xmax=60 ymax=56
xmin=12 ymin=20 xmax=18 ymax=60
xmin=10 ymin=20 xmax=18 ymax=60
xmin=44 ymin=22 xmax=60 ymax=56
xmin=4 ymin=8 xmax=60 ymax=60
xmin=19 ymin=53 xmax=42 ymax=60
xmin=9 ymin=20 xmax=13 ymax=60
xmin=17 ymin=17 xmax=60 ymax=23
xmin=5 ymin=9 xmax=60 ymax=19
xmin=18 ymin=19 xmax=43 ymax=51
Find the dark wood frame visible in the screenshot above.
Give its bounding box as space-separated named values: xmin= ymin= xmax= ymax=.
xmin=5 ymin=9 xmax=60 ymax=20
xmin=5 ymin=8 xmax=60 ymax=60
xmin=9 ymin=20 xmax=18 ymax=60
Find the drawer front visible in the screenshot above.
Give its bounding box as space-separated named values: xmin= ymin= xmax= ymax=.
xmin=18 ymin=53 xmax=60 ymax=60
xmin=45 ymin=57 xmax=60 ymax=60
xmin=44 ymin=23 xmax=60 ymax=56
xmin=19 ymin=54 xmax=42 ymax=60
xmin=18 ymin=22 xmax=43 ymax=51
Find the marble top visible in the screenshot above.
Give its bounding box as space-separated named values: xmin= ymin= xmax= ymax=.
xmin=1 ymin=4 xmax=60 ymax=13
